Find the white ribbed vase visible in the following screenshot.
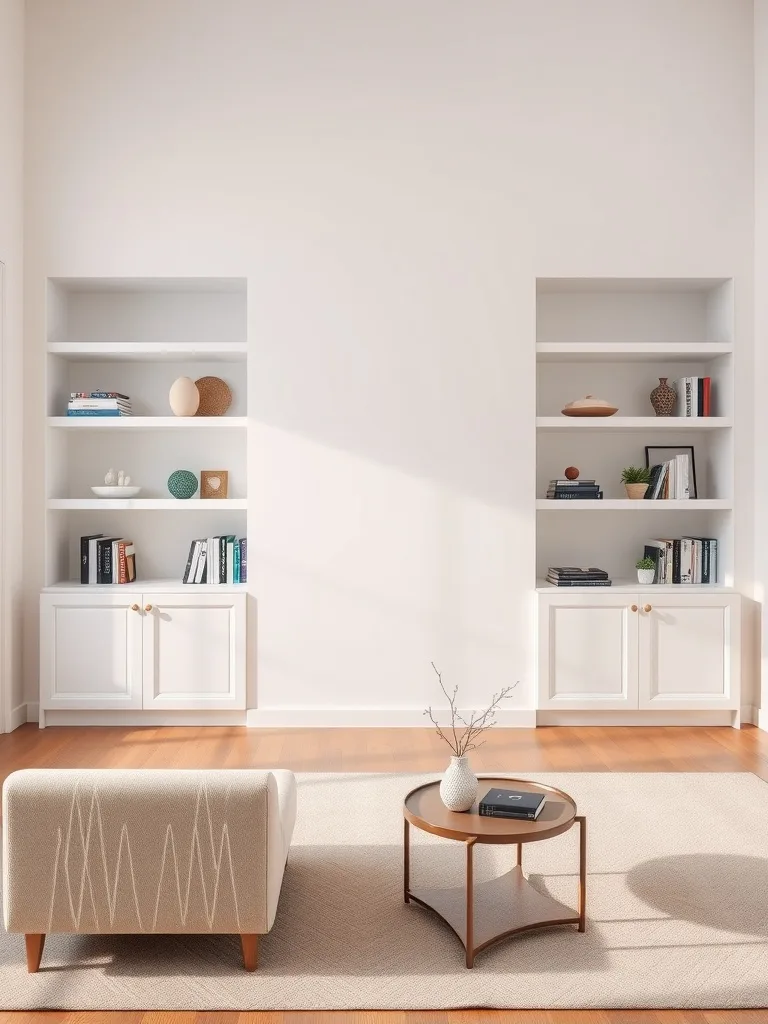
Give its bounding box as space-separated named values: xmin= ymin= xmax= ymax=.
xmin=439 ymin=756 xmax=478 ymax=812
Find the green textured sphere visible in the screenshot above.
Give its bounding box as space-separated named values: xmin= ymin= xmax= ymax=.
xmin=167 ymin=469 xmax=198 ymax=499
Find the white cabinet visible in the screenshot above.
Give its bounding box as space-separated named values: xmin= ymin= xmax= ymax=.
xmin=538 ymin=591 xmax=740 ymax=716
xmin=638 ymin=594 xmax=739 ymax=710
xmin=40 ymin=591 xmax=246 ymax=714
xmin=142 ymin=593 xmax=245 ymax=710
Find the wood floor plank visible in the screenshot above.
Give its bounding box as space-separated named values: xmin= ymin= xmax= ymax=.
xmin=1 ymin=723 xmax=767 ymax=1024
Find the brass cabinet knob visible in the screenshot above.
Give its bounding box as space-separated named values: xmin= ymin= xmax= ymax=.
xmin=130 ymin=603 xmax=140 ymax=612
xmin=644 ymin=604 xmax=652 ymax=613
xmin=144 ymin=604 xmax=153 ymax=612
xmin=630 ymin=604 xmax=638 ymax=612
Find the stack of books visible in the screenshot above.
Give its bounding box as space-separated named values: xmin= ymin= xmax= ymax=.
xmin=80 ymin=534 xmax=137 ymax=584
xmin=183 ymin=537 xmax=247 ymax=584
xmin=646 ymin=454 xmax=692 ymax=499
xmin=673 ymin=377 xmax=712 ymax=417
xmin=479 ymin=787 xmax=547 ymax=820
xmin=546 ymin=566 xmax=611 ymax=587
xmin=643 ymin=537 xmax=718 ymax=584
xmin=545 ymin=478 xmax=603 ymax=500
xmin=68 ymin=392 xmax=132 ymax=417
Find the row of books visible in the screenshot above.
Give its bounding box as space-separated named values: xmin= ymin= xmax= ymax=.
xmin=673 ymin=377 xmax=712 ymax=417
xmin=80 ymin=534 xmax=137 ymax=584
xmin=545 ymin=479 xmax=603 ymax=500
xmin=546 ymin=566 xmax=611 ymax=587
xmin=646 ymin=455 xmax=692 ymax=500
xmin=182 ymin=537 xmax=247 ymax=584
xmin=643 ymin=537 xmax=718 ymax=584
xmin=68 ymin=392 xmax=132 ymax=417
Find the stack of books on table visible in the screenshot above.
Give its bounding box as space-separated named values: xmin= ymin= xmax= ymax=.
xmin=68 ymin=392 xmax=132 ymax=417
xmin=646 ymin=454 xmax=693 ymax=499
xmin=673 ymin=377 xmax=712 ymax=417
xmin=80 ymin=534 xmax=137 ymax=584
xmin=545 ymin=479 xmax=603 ymax=500
xmin=643 ymin=537 xmax=718 ymax=584
xmin=183 ymin=537 xmax=247 ymax=584
xmin=479 ymin=787 xmax=547 ymax=820
xmin=546 ymin=567 xmax=612 ymax=587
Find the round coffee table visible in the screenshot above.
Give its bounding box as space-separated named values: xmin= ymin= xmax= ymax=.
xmin=403 ymin=776 xmax=586 ymax=968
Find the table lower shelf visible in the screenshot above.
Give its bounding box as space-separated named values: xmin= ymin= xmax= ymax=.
xmin=407 ymin=864 xmax=580 ymax=957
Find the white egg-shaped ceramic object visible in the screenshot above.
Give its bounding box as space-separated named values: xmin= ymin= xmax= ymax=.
xmin=169 ymin=376 xmax=200 ymax=417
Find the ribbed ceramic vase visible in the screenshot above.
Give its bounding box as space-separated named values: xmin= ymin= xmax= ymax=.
xmin=650 ymin=377 xmax=677 ymax=416
xmin=439 ymin=756 xmax=478 ymax=812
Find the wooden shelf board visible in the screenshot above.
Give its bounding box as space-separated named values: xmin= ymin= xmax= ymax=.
xmin=47 ymin=498 xmax=248 ymax=510
xmin=43 ymin=579 xmax=248 ymax=593
xmin=48 ymin=416 xmax=247 ymax=430
xmin=536 ymin=499 xmax=732 ymax=511
xmin=536 ymin=342 xmax=732 ymax=363
xmin=536 ymin=416 xmax=731 ymax=431
xmin=48 ymin=342 xmax=247 ymax=362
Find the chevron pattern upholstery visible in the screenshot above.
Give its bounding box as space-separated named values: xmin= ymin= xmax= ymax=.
xmin=2 ymin=768 xmax=296 ymax=969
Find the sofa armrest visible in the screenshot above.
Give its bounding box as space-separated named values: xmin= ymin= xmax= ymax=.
xmin=3 ymin=768 xmax=285 ymax=936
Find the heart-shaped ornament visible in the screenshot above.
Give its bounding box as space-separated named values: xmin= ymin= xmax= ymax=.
xmin=208 ymin=476 xmax=221 ymax=491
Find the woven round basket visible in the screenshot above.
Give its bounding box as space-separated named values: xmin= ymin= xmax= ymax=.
xmin=195 ymin=376 xmax=232 ymax=416
xmin=167 ymin=469 xmax=199 ymax=499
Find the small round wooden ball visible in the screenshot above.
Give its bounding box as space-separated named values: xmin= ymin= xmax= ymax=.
xmin=564 ymin=466 xmax=580 ymax=480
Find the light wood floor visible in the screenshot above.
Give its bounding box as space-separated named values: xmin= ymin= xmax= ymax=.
xmin=1 ymin=722 xmax=768 ymax=1024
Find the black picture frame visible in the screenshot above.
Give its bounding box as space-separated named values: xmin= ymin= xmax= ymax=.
xmin=644 ymin=445 xmax=697 ymax=499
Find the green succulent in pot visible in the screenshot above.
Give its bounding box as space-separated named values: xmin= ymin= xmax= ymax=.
xmin=621 ymin=465 xmax=651 ymax=499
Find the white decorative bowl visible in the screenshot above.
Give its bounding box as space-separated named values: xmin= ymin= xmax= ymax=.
xmin=91 ymin=486 xmax=142 ymax=498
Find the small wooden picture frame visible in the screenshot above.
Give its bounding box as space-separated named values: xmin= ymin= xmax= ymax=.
xmin=200 ymin=470 xmax=229 ymax=499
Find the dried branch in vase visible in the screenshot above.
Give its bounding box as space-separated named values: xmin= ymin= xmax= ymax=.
xmin=423 ymin=663 xmax=519 ymax=756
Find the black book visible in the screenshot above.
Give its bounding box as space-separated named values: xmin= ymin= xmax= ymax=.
xmin=546 ymin=578 xmax=612 ymax=587
xmin=182 ymin=540 xmax=197 ymax=584
xmin=697 ymin=377 xmax=704 ymax=417
xmin=549 ymin=479 xmax=596 ymax=486
xmin=479 ymin=788 xmax=546 ymax=820
xmin=97 ymin=537 xmax=119 ymax=584
xmin=80 ymin=533 xmax=103 ymax=584
xmin=672 ymin=539 xmax=681 ymax=585
xmin=219 ymin=536 xmax=227 ymax=584
xmin=546 ymin=491 xmax=603 ymax=500
xmin=548 ymin=567 xmax=609 ymax=578
xmin=645 ymin=464 xmax=662 ymax=499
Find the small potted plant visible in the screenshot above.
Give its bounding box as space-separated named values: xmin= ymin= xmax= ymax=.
xmin=636 ymin=556 xmax=656 ymax=585
xmin=621 ymin=465 xmax=651 ymax=499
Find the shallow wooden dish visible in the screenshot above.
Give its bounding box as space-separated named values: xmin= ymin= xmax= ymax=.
xmin=561 ymin=406 xmax=618 ymax=417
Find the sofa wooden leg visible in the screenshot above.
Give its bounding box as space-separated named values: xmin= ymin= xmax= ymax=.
xmin=25 ymin=933 xmax=45 ymax=973
xmin=240 ymin=933 xmax=258 ymax=971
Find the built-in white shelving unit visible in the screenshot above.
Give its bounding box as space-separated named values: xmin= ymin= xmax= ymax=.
xmin=39 ymin=278 xmax=249 ymax=727
xmin=535 ymin=278 xmax=741 ymax=726
xmin=44 ymin=277 xmax=248 ymax=588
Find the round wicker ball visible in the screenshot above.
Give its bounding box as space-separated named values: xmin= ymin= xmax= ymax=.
xmin=167 ymin=469 xmax=199 ymax=500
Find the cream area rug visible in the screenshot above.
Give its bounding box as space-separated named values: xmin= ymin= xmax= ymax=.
xmin=1 ymin=771 xmax=767 ymax=1010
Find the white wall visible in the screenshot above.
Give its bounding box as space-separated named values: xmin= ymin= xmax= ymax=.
xmin=23 ymin=0 xmax=756 ymax=722
xmin=755 ymin=0 xmax=768 ymax=725
xmin=0 ymin=0 xmax=26 ymax=729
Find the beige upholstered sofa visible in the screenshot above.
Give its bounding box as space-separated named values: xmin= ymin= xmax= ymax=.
xmin=2 ymin=768 xmax=296 ymax=972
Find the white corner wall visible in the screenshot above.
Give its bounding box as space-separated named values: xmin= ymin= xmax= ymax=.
xmin=0 ymin=0 xmax=26 ymax=731
xmin=22 ymin=0 xmax=757 ymax=724
xmin=755 ymin=0 xmax=768 ymax=727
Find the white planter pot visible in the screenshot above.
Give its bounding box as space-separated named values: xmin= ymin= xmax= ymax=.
xmin=439 ymin=756 xmax=478 ymax=812
xmin=637 ymin=568 xmax=656 ymax=584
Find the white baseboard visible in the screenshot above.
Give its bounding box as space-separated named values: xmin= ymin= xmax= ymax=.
xmin=536 ymin=709 xmax=740 ymax=727
xmin=757 ymin=708 xmax=768 ymax=731
xmin=246 ymin=707 xmax=539 ymax=728
xmin=741 ymin=704 xmax=757 ymax=726
xmin=26 ymin=702 xmax=39 ymax=723
xmin=8 ymin=702 xmax=28 ymax=732
xmin=41 ymin=710 xmax=248 ymax=727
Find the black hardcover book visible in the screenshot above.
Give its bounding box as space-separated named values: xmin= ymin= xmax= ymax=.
xmin=80 ymin=533 xmax=103 ymax=584
xmin=672 ymin=539 xmax=681 ymax=585
xmin=546 ymin=579 xmax=612 ymax=587
xmin=645 ymin=464 xmax=662 ymax=499
xmin=479 ymin=788 xmax=546 ymax=820
xmin=97 ymin=537 xmax=118 ymax=584
xmin=697 ymin=377 xmax=704 ymax=417
xmin=549 ymin=567 xmax=609 ymax=578
xmin=182 ymin=540 xmax=197 ymax=584
xmin=546 ymin=491 xmax=602 ymax=500
xmin=643 ymin=544 xmax=662 ymax=583
xmin=239 ymin=538 xmax=247 ymax=583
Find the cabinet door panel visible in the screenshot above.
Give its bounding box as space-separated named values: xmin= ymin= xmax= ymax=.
xmin=638 ymin=596 xmax=739 ymax=709
xmin=40 ymin=594 xmax=142 ymax=709
xmin=142 ymin=593 xmax=246 ymax=710
xmin=538 ymin=595 xmax=638 ymax=709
